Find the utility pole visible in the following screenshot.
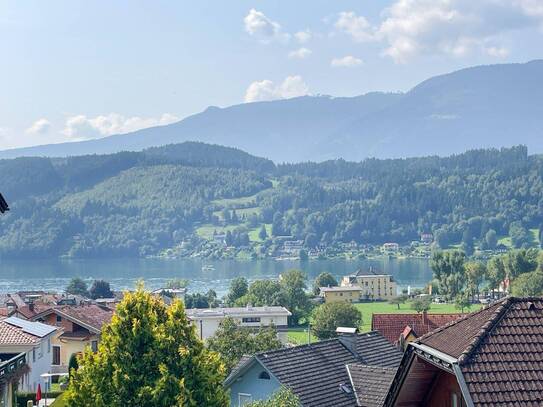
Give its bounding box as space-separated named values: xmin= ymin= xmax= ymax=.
xmin=307 ymin=323 xmax=311 ymax=345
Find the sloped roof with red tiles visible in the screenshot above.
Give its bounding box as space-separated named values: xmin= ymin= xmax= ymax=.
xmin=418 ymin=297 xmax=543 ymax=406
xmin=32 ymin=305 xmax=113 ymax=333
xmin=0 ymin=320 xmax=40 ymax=345
xmin=371 ymin=312 xmax=465 ymax=344
xmin=15 ymin=303 xmax=54 ymax=319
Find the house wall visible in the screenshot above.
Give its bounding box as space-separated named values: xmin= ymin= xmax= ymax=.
xmin=52 ymin=331 xmax=100 ymax=373
xmin=0 ymin=334 xmax=54 ymax=392
xmin=191 ymin=314 xmax=289 ymax=343
xmin=341 ymin=276 xmax=397 ymax=300
xmin=228 ymin=362 xmax=281 ymax=406
xmin=426 ymin=371 xmax=466 ymax=407
xmin=323 ymin=290 xmax=362 ymax=303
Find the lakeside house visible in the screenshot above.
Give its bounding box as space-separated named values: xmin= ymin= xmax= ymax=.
xmin=224 ymin=329 xmax=402 ymax=406
xmin=381 ymin=243 xmax=399 ymax=255
xmin=30 ymin=305 xmax=113 ymax=374
xmin=185 ymin=306 xmax=291 ymax=343
xmin=341 ymin=268 xmax=397 ymax=301
xmin=384 ymin=297 xmax=543 ymax=406
xmin=0 ymin=317 xmax=57 ymax=393
xmin=319 ymin=286 xmax=364 ymax=303
xmin=371 ymin=311 xmax=465 ymax=349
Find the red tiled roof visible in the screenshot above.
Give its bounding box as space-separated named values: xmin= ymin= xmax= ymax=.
xmin=34 ymin=305 xmax=113 ymax=333
xmin=371 ymin=312 xmax=465 ymax=344
xmin=16 ymin=304 xmax=54 ymax=319
xmin=0 ymin=320 xmax=40 ymax=345
xmin=418 ymin=297 xmax=543 ymax=406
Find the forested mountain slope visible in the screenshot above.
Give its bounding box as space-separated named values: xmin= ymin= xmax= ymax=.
xmin=0 ymin=143 xmax=541 ymax=258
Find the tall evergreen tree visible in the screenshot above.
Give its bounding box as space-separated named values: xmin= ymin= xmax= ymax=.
xmin=65 ymin=286 xmax=228 ymax=407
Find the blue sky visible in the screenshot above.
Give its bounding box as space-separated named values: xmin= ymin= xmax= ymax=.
xmin=1 ymin=0 xmax=542 ymax=149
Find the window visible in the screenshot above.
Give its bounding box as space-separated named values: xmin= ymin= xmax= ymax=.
xmin=47 ymin=338 xmax=51 ymax=353
xmin=451 ymin=392 xmax=459 ymax=407
xmin=238 ymin=393 xmax=252 ymax=406
xmin=32 ymin=348 xmax=36 ymax=363
xmin=52 ymin=346 xmax=61 ymax=366
xmin=56 ymin=315 xmax=62 ymax=325
xmin=91 ymin=341 xmax=98 ymax=352
xmin=241 ymin=317 xmax=261 ymax=323
xmin=258 ymin=371 xmax=270 ymax=380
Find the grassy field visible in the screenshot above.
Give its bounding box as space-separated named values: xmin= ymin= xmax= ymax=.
xmin=287 ymin=301 xmax=483 ymax=344
xmin=195 ymin=224 xmax=239 ymax=240
xmin=50 ymin=393 xmax=67 ymax=407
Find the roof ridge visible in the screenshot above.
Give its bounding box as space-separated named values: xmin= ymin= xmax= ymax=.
xmin=457 ymin=296 xmax=515 ymax=364
xmin=415 ymin=297 xmax=509 ymax=344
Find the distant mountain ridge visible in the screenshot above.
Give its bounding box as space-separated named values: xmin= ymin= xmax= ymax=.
xmin=2 ymin=60 xmax=543 ymax=162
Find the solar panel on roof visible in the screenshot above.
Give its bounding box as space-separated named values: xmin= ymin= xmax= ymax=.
xmin=4 ymin=316 xmax=56 ymax=338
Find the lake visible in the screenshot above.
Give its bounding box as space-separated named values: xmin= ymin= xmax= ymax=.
xmin=0 ymin=257 xmax=432 ymax=296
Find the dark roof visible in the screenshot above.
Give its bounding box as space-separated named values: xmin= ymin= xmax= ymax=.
xmin=417 ymin=297 xmax=543 ymax=406
xmin=226 ymin=331 xmax=402 ymax=407
xmin=417 ymin=300 xmax=505 ymax=359
xmin=372 ymin=312 xmax=465 ymax=344
xmin=347 ymin=364 xmax=397 ymax=407
xmin=353 ymin=268 xmax=383 ymax=277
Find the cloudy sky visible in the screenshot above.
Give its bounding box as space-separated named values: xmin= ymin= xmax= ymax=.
xmin=1 ymin=0 xmax=542 ymax=150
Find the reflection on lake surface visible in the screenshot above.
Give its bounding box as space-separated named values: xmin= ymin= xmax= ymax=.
xmin=0 ymin=257 xmax=432 ymax=296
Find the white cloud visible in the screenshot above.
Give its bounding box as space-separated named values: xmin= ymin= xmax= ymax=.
xmin=295 ymin=30 xmax=312 ymax=43
xmin=485 ymin=45 xmax=510 ymax=58
xmin=244 ymin=75 xmax=309 ymax=103
xmin=244 ymin=9 xmax=290 ymax=43
xmin=335 ymin=11 xmax=374 ymax=42
xmin=379 ymin=0 xmax=543 ymax=62
xmin=25 ymin=118 xmax=51 ymax=135
xmin=62 ymin=113 xmax=179 ymax=140
xmin=288 ymin=47 xmax=312 ymax=59
xmin=335 ymin=1 xmax=543 ymax=63
xmin=331 ymin=55 xmax=364 ymax=67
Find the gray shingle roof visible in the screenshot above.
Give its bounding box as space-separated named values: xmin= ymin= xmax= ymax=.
xmin=227 ymin=331 xmax=402 ymax=407
xmin=347 ymin=364 xmax=397 ymax=407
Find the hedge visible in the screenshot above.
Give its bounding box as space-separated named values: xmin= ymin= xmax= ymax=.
xmin=16 ymin=391 xmax=64 ymax=406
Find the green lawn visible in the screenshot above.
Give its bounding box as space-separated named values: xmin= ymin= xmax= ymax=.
xmin=50 ymin=393 xmax=67 ymax=407
xmin=248 ymin=224 xmax=272 ymax=242
xmin=287 ymin=301 xmax=482 ymax=344
xmin=195 ymin=224 xmax=239 ymax=240
xmin=353 ymin=301 xmax=481 ymax=332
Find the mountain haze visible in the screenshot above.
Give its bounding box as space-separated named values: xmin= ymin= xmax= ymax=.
xmin=2 ymin=60 xmax=543 ymax=162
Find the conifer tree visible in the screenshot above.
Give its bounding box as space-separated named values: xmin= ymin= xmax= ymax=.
xmin=65 ymin=286 xmax=228 ymax=407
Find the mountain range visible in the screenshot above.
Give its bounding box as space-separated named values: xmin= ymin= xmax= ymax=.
xmin=2 ymin=60 xmax=543 ymax=162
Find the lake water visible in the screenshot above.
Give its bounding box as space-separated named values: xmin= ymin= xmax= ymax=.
xmin=0 ymin=257 xmax=432 ymax=296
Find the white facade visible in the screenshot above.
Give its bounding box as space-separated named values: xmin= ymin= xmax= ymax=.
xmin=0 ymin=318 xmax=57 ymax=393
xmin=185 ymin=306 xmax=291 ymax=343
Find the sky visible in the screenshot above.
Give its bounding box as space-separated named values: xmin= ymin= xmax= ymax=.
xmin=1 ymin=0 xmax=543 ymax=150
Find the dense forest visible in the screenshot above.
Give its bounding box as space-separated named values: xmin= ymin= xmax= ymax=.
xmin=0 ymin=142 xmax=541 ymax=258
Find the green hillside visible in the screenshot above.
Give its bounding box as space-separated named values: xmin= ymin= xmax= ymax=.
xmin=0 ymin=143 xmax=542 ymax=258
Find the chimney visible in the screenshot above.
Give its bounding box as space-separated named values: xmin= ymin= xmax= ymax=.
xmin=336 ymin=327 xmax=359 ymax=358
xmin=28 ymin=301 xmax=35 ymax=312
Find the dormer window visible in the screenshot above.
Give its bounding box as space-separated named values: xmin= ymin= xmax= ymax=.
xmin=258 ymin=371 xmax=270 ymax=380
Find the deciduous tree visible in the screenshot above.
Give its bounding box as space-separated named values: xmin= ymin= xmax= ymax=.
xmin=206 ymin=317 xmax=282 ymax=373
xmin=312 ymin=302 xmax=362 ymax=340
xmin=66 ymin=277 xmax=89 ymax=297
xmin=312 ymin=272 xmax=338 ymax=296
